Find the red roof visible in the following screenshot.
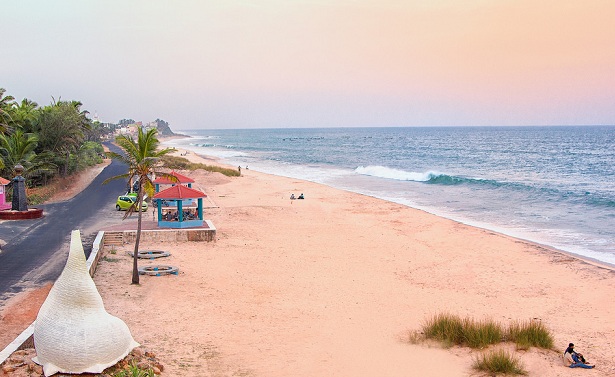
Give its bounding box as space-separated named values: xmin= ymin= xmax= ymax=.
xmin=153 ymin=184 xmax=206 ymax=199
xmin=153 ymin=171 xmax=195 ymax=184
xmin=0 ymin=177 xmax=10 ymax=185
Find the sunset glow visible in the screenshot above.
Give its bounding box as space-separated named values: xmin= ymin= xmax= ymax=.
xmin=2 ymin=0 xmax=614 ymax=128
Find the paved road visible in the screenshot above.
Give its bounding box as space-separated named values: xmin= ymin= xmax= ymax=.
xmin=0 ymin=143 xmax=128 ymax=303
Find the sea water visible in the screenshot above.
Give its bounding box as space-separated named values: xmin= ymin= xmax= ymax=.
xmin=163 ymin=126 xmax=615 ymax=266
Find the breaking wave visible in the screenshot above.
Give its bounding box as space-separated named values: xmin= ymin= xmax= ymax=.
xmin=355 ymin=165 xmax=474 ymax=185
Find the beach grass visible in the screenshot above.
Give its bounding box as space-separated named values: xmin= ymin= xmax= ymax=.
xmin=161 ymin=155 xmax=240 ymax=177
xmin=506 ymin=320 xmax=554 ymax=350
xmin=421 ymin=313 xmax=554 ymax=352
xmin=462 ymin=317 xmax=504 ymax=349
xmin=472 ymin=349 xmax=528 ymax=375
xmin=422 ymin=313 xmax=503 ymax=349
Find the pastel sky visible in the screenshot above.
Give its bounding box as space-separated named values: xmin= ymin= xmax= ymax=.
xmin=2 ymin=0 xmax=614 ymax=129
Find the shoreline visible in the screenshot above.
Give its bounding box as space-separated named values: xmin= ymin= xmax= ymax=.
xmin=165 ymin=139 xmax=615 ymax=273
xmin=93 ymin=145 xmax=615 ymax=375
xmin=2 ymin=140 xmax=614 ymax=375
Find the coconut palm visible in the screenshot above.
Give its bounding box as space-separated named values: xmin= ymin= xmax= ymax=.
xmin=10 ymin=99 xmax=39 ymax=133
xmin=0 ymin=88 xmax=16 ymax=134
xmin=104 ymin=127 xmax=175 ymax=284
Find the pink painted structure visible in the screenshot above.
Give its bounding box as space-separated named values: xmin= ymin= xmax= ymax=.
xmin=0 ymin=177 xmax=10 ymax=210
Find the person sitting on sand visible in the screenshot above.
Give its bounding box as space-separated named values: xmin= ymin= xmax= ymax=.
xmin=298 ymin=193 xmax=304 ymax=199
xmin=290 ymin=194 xmax=295 ymax=200
xmin=564 ymin=343 xmax=594 ymax=369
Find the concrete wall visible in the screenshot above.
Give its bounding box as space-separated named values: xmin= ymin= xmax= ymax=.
xmin=120 ymin=220 xmax=216 ymax=243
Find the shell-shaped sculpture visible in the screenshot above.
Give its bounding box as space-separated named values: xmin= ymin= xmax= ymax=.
xmin=33 ymin=230 xmax=139 ymax=376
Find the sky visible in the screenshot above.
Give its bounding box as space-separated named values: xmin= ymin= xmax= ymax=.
xmin=2 ymin=0 xmax=614 ymax=129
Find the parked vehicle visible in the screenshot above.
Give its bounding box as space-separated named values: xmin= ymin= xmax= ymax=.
xmin=116 ymin=195 xmax=148 ymax=211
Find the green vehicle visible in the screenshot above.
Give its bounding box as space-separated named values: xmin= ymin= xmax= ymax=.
xmin=115 ymin=195 xmax=148 ymax=211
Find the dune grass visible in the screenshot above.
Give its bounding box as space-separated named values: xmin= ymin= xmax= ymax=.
xmin=161 ymin=155 xmax=240 ymax=177
xmin=472 ymin=349 xmax=527 ymax=375
xmin=422 ymin=313 xmax=502 ymax=349
xmin=506 ymin=320 xmax=554 ymax=350
xmin=421 ymin=313 xmax=553 ymax=350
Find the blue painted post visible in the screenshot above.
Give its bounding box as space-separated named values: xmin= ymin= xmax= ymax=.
xmin=198 ymin=198 xmax=203 ymax=219
xmin=178 ymin=200 xmax=183 ymax=222
xmin=157 ymin=200 xmax=162 ymax=222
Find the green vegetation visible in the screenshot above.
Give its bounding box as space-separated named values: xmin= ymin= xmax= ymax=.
xmin=506 ymin=320 xmax=554 ymax=350
xmin=1 ymin=87 xmax=112 ymax=203
xmin=161 ymin=155 xmax=240 ymax=177
xmin=472 ymin=349 xmax=527 ymax=375
xmin=1 ymin=87 xmax=187 ymax=205
xmin=105 ymin=128 xmax=175 ymax=284
xmin=111 ymin=362 xmax=155 ymax=377
xmin=422 ymin=313 xmax=502 ymax=349
xmin=421 ymin=313 xmax=553 ymax=350
xmin=462 ymin=317 xmax=504 ymax=349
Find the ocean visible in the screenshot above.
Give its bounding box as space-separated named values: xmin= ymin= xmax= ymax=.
xmin=162 ymin=126 xmax=615 ymax=267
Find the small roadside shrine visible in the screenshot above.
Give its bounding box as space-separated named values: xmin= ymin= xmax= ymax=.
xmin=153 ymin=184 xmax=207 ymax=228
xmin=0 ymin=177 xmax=10 ymax=210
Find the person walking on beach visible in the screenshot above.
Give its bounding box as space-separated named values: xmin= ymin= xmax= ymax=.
xmin=563 ymin=343 xmax=594 ymax=369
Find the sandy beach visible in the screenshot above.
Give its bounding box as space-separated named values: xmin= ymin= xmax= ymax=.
xmin=91 ymin=148 xmax=615 ymax=376
xmin=2 ymin=146 xmax=615 ymax=376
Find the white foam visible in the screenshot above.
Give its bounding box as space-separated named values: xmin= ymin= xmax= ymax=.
xmin=355 ymin=165 xmax=442 ymax=182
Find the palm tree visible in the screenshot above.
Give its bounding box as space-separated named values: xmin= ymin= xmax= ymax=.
xmin=37 ymin=101 xmax=86 ymax=176
xmin=0 ymin=88 xmax=16 ymax=134
xmin=10 ymin=99 xmax=39 ymax=133
xmin=104 ymin=127 xmax=175 ymax=284
xmin=0 ymin=129 xmax=40 ymax=178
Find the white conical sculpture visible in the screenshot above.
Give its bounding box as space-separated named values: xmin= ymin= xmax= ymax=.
xmin=33 ymin=230 xmax=139 ymax=376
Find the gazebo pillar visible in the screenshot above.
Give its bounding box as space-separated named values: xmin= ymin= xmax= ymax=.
xmin=198 ymin=198 xmax=203 ymax=220
xmin=177 ymin=200 xmax=183 ymax=222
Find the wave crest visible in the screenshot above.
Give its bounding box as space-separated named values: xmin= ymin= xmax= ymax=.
xmin=355 ymin=166 xmax=446 ymax=182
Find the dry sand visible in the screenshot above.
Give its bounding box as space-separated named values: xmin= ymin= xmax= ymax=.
xmin=92 ymin=149 xmax=615 ymax=376
xmin=2 ymin=146 xmax=614 ymax=376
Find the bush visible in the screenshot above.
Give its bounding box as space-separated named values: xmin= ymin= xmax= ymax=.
xmin=473 ymin=349 xmax=527 ymax=375
xmin=507 ymin=320 xmax=554 ymax=350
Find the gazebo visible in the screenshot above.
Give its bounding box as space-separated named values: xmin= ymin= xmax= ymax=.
xmin=0 ymin=177 xmax=10 ymax=210
xmin=153 ymin=171 xmax=195 ymax=192
xmin=153 ymin=184 xmax=207 ymax=228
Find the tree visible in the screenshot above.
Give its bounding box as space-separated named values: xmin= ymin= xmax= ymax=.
xmin=37 ymin=100 xmax=88 ymax=176
xmin=9 ymin=98 xmax=39 ymax=133
xmin=118 ymin=119 xmax=136 ymax=127
xmin=0 ymin=129 xmax=40 ymax=178
xmin=104 ymin=127 xmax=175 ymax=284
xmin=0 ymin=88 xmax=16 ymax=134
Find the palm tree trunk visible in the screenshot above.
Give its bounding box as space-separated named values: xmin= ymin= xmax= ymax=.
xmin=131 ymin=183 xmax=144 ymax=284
